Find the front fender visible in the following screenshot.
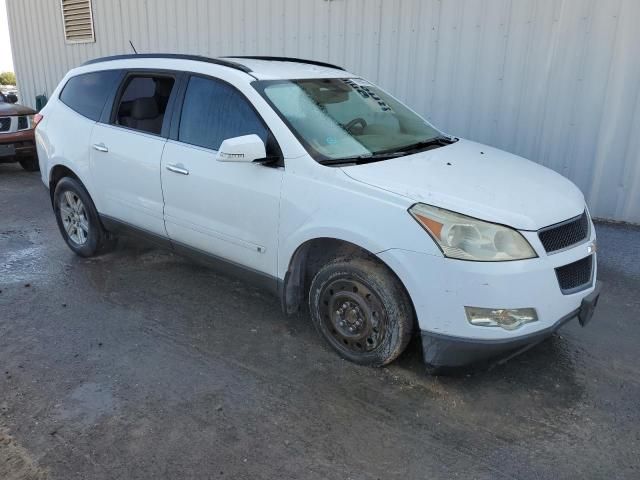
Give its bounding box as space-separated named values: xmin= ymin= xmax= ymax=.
xmin=277 ymin=166 xmax=442 ymax=279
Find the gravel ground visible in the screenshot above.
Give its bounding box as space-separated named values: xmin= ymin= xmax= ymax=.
xmin=1 ymin=163 xmax=639 ymax=479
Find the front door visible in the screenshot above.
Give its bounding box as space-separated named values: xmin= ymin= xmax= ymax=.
xmin=160 ymin=75 xmax=283 ymax=277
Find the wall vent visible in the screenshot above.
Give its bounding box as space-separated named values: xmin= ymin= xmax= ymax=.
xmin=61 ymin=0 xmax=95 ymax=44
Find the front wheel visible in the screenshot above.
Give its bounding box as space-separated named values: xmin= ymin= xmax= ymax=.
xmin=309 ymin=257 xmax=414 ymax=366
xmin=19 ymin=156 xmax=39 ymax=172
xmin=53 ymin=177 xmax=115 ymax=257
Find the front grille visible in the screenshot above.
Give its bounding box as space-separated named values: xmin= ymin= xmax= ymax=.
xmin=538 ymin=211 xmax=589 ymax=254
xmin=17 ymin=116 xmax=28 ymax=130
xmin=0 ymin=117 xmax=10 ymax=132
xmin=555 ymin=255 xmax=593 ymax=294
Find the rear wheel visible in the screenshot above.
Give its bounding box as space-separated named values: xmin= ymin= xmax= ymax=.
xmin=53 ymin=177 xmax=115 ymax=257
xmin=19 ymin=156 xmax=39 ymax=172
xmin=309 ymin=257 xmax=414 ymax=366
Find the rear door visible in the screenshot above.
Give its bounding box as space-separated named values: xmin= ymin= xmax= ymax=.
xmin=89 ymin=71 xmax=179 ymax=237
xmin=160 ymin=74 xmax=284 ymax=277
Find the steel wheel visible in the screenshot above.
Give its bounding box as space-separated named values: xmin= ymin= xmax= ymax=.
xmin=309 ymin=257 xmax=414 ymax=366
xmin=319 ymin=277 xmax=387 ymax=354
xmin=59 ymin=190 xmax=89 ymax=245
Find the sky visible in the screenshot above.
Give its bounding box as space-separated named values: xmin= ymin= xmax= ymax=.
xmin=0 ymin=0 xmax=15 ymax=72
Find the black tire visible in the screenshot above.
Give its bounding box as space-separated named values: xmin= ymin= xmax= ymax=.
xmin=53 ymin=177 xmax=115 ymax=257
xmin=309 ymin=256 xmax=414 ymax=366
xmin=19 ymin=156 xmax=39 ymax=172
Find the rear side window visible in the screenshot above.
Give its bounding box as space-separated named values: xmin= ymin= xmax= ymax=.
xmin=112 ymin=75 xmax=175 ymax=136
xmin=179 ymin=76 xmax=267 ymax=150
xmin=59 ymin=70 xmax=121 ymax=121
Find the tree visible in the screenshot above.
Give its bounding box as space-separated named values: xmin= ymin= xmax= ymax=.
xmin=0 ymin=72 xmax=17 ymax=86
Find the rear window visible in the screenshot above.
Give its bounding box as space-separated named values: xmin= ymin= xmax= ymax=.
xmin=60 ymin=70 xmax=122 ymax=121
xmin=112 ymin=75 xmax=175 ymax=136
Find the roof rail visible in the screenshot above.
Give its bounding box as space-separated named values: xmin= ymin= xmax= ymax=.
xmin=222 ymin=56 xmax=345 ymax=71
xmin=81 ymin=54 xmax=253 ymax=73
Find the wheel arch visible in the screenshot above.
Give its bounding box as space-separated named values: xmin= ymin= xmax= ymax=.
xmin=280 ymin=237 xmax=416 ymax=322
xmin=48 ymin=164 xmax=83 ymax=206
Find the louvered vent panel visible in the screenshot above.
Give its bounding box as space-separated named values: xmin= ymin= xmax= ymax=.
xmin=61 ymin=0 xmax=95 ymax=43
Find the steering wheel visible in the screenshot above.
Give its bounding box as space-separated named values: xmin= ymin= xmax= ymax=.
xmin=344 ymin=117 xmax=367 ymax=134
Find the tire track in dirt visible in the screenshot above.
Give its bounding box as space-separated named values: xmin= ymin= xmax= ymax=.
xmin=0 ymin=428 xmax=48 ymax=480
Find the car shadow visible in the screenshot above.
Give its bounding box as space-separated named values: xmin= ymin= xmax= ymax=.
xmin=77 ymin=225 xmax=584 ymax=408
xmin=0 ymin=163 xmax=36 ymax=175
xmin=393 ymin=327 xmax=584 ymax=405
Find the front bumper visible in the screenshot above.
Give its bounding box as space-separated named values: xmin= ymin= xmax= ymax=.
xmin=421 ymin=282 xmax=601 ymax=367
xmin=0 ymin=129 xmax=36 ymax=160
xmin=377 ymin=226 xmax=599 ymax=368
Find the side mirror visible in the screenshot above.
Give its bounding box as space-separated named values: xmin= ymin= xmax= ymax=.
xmin=6 ymin=93 xmax=18 ymax=104
xmin=216 ymin=134 xmax=266 ymax=163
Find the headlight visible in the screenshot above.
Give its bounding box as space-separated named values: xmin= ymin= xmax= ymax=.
xmin=27 ymin=115 xmax=36 ymax=128
xmin=409 ymin=203 xmax=537 ymax=261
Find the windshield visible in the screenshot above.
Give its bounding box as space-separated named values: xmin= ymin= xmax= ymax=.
xmin=255 ymin=78 xmax=443 ymax=163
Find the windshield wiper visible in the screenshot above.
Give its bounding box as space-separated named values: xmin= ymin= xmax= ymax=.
xmin=379 ymin=135 xmax=457 ymax=155
xmin=319 ymin=151 xmax=407 ymax=166
xmin=318 ymin=136 xmax=458 ymax=166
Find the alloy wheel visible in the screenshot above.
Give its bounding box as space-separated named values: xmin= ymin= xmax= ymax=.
xmin=59 ymin=190 xmax=89 ymax=245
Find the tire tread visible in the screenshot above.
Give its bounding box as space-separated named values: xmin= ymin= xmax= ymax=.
xmin=309 ymin=256 xmax=414 ymax=366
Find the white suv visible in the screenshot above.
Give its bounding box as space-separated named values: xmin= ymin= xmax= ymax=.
xmin=36 ymin=54 xmax=600 ymax=372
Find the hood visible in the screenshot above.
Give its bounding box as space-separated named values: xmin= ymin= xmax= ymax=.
xmin=0 ymin=102 xmax=36 ymax=116
xmin=340 ymin=139 xmax=585 ymax=231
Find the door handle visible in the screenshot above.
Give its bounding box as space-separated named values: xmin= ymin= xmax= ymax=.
xmin=166 ymin=164 xmax=189 ymax=175
xmin=92 ymin=143 xmax=109 ymax=153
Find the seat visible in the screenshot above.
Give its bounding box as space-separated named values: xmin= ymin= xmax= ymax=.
xmin=122 ymin=97 xmax=163 ymax=134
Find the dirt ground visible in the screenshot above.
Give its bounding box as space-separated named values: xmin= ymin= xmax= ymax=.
xmin=1 ymin=163 xmax=639 ymax=479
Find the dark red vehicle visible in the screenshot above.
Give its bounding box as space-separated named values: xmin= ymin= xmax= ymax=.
xmin=0 ymin=91 xmax=39 ymax=171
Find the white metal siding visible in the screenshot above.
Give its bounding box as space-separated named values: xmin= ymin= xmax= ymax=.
xmin=6 ymin=0 xmax=640 ymax=222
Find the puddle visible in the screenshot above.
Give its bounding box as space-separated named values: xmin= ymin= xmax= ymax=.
xmin=0 ymin=232 xmax=48 ymax=285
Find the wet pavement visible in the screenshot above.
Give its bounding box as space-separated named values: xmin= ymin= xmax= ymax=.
xmin=1 ymin=163 xmax=639 ymax=479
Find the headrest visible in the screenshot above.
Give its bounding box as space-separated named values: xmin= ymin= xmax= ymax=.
xmin=155 ymin=79 xmax=173 ymax=97
xmin=131 ymin=97 xmax=160 ymax=120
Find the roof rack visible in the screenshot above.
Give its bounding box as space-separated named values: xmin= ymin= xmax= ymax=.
xmin=222 ymin=56 xmax=345 ymax=71
xmin=81 ymin=54 xmax=253 ymax=73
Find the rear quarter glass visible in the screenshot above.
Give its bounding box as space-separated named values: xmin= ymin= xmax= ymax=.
xmin=59 ymin=70 xmax=123 ymax=121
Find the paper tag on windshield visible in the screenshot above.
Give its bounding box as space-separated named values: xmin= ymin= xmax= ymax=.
xmin=347 ymin=78 xmax=374 ymax=88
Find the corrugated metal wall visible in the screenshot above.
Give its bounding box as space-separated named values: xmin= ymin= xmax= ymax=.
xmin=6 ymin=0 xmax=640 ymax=222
